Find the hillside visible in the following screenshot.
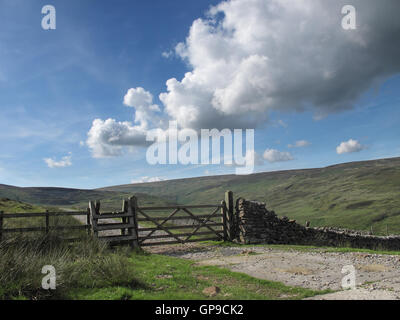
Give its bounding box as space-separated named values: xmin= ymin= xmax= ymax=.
xmin=100 ymin=157 xmax=400 ymax=235
xmin=1 ymin=157 xmax=399 ymax=234
xmin=0 ymin=198 xmax=46 ymax=213
xmin=0 ymin=185 xmax=173 ymax=211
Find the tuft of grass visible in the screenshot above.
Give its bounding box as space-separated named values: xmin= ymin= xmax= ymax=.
xmin=357 ymin=264 xmax=387 ymax=273
xmin=205 ymin=241 xmax=400 ymax=255
xmin=0 ymin=234 xmax=143 ymax=300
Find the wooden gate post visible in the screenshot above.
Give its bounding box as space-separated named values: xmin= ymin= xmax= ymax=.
xmin=89 ymin=201 xmax=99 ymax=237
xmin=45 ymin=210 xmax=50 ymax=235
xmin=86 ymin=207 xmax=91 ymax=236
xmin=127 ymin=196 xmax=140 ymax=249
xmin=121 ymin=199 xmax=128 ymax=236
xmin=221 ymin=200 xmax=228 ymax=241
xmin=0 ymin=211 xmax=3 ymax=242
xmin=225 ymin=191 xmax=234 ymax=241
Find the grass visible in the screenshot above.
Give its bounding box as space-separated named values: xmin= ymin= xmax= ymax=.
xmin=67 ymin=251 xmax=327 ymax=300
xmin=101 ymin=157 xmax=400 ymax=235
xmin=0 ymin=235 xmax=141 ymax=300
xmin=279 ymin=267 xmax=314 ymax=276
xmin=3 ymin=157 xmax=400 ymax=234
xmin=357 ymin=264 xmax=387 ymax=272
xmin=205 ymin=240 xmax=400 ymax=255
xmin=0 ymin=198 xmax=51 ymax=213
xmin=0 ymin=234 xmax=329 ymax=300
xmin=0 ymin=198 xmax=327 ymax=301
xmin=0 ymin=198 xmax=86 ymax=241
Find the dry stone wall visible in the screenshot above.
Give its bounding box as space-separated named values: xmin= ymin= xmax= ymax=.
xmin=235 ymin=198 xmax=400 ymax=251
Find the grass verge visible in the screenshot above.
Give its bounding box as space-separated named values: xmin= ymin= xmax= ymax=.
xmin=0 ymin=235 xmax=142 ymax=300
xmin=204 ymin=240 xmax=400 ymax=255
xmin=1 ymin=235 xmax=328 ymax=300
xmin=68 ymin=251 xmax=327 ymax=300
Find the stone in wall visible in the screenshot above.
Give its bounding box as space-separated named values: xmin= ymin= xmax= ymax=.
xmin=235 ymin=198 xmax=400 ymax=251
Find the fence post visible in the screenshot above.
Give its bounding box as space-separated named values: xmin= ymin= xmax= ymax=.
xmin=121 ymin=199 xmax=128 ymax=236
xmin=225 ymin=191 xmax=234 ymax=241
xmin=86 ymin=207 xmax=91 ymax=236
xmin=89 ymin=201 xmax=98 ymax=237
xmin=221 ymin=200 xmax=227 ymax=241
xmin=95 ymin=200 xmax=101 ymax=215
xmin=45 ymin=210 xmax=49 ymax=235
xmin=0 ymin=211 xmax=3 ymax=242
xmin=127 ymin=196 xmax=139 ymax=249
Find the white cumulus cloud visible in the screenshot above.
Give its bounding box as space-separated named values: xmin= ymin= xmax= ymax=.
xmin=225 ymin=149 xmax=264 ymax=167
xmin=87 ymin=118 xmax=150 ymax=158
xmin=44 ymin=154 xmax=72 ymax=168
xmin=131 ymin=176 xmax=165 ymax=184
xmin=87 ymin=87 xmax=163 ymax=158
xmin=336 ymin=139 xmax=365 ymax=154
xmin=263 ymin=149 xmax=294 ymax=163
xmin=87 ymin=0 xmax=400 ymax=157
xmin=159 ymin=0 xmax=400 ymax=129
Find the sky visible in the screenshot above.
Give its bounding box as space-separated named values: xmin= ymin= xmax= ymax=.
xmin=0 ymin=0 xmax=399 ymax=189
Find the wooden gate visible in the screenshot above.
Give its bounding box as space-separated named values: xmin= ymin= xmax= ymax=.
xmin=89 ymin=198 xmax=139 ymax=247
xmin=89 ymin=191 xmax=235 ymax=248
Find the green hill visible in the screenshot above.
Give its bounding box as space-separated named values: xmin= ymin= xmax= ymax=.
xmin=0 ymin=184 xmax=174 ymax=212
xmin=1 ymin=157 xmax=400 ymax=234
xmin=100 ymin=157 xmax=400 ymax=235
xmin=0 ymin=198 xmax=46 ymax=213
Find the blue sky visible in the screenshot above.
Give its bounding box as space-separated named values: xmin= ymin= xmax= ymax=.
xmin=0 ymin=0 xmax=399 ymax=189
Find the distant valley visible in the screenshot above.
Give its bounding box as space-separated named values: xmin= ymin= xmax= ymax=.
xmin=2 ymin=157 xmax=400 ymax=235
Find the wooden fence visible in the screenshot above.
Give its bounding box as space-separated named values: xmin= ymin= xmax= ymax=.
xmin=0 ymin=209 xmax=91 ymax=242
xmin=0 ymin=191 xmax=236 ymax=248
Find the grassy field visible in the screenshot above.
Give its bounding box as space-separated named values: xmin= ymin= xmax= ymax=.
xmin=101 ymin=157 xmax=400 ymax=235
xmin=2 ymin=157 xmax=400 ymax=234
xmin=0 ymin=197 xmax=50 ymax=213
xmin=0 ymin=197 xmax=319 ymax=300
xmin=0 ymin=198 xmax=86 ymax=241
xmin=0 ymin=236 xmax=326 ymax=300
xmin=68 ymin=251 xmax=327 ymax=300
xmin=0 ymin=198 xmax=328 ymax=300
xmin=0 ymin=185 xmax=174 ymax=212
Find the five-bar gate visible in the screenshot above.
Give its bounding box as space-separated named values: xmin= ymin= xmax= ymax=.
xmin=89 ymin=191 xmax=235 ymax=248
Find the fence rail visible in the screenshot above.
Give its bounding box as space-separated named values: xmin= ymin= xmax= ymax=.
xmin=0 ymin=209 xmax=91 ymax=242
xmin=0 ymin=191 xmax=236 ymax=247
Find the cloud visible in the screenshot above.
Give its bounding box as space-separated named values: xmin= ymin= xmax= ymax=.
xmin=44 ymin=154 xmax=72 ymax=168
xmin=225 ymin=149 xmax=264 ymax=167
xmin=123 ymin=87 xmax=161 ymax=129
xmin=131 ymin=176 xmax=164 ymax=184
xmin=87 ymin=118 xmax=150 ymax=158
xmin=288 ymin=140 xmax=311 ymax=148
xmin=159 ymin=0 xmax=400 ymax=128
xmin=87 ymin=87 xmax=163 ymax=158
xmin=336 ymin=139 xmax=365 ymax=154
xmin=263 ymin=149 xmax=294 ymax=163
xmin=162 ymin=50 xmax=174 ymax=58
xmin=87 ymin=0 xmax=400 ymax=157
